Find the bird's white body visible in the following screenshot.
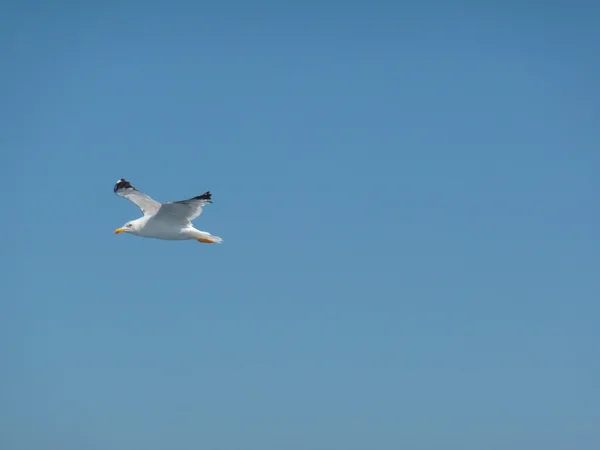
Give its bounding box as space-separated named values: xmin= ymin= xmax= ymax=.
xmin=127 ymin=216 xmax=221 ymax=242
xmin=113 ymin=178 xmax=223 ymax=244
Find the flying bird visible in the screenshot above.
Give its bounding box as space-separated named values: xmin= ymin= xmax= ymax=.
xmin=113 ymin=178 xmax=223 ymax=244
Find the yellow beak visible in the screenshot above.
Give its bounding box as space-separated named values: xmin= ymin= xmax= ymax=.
xmin=114 ymin=228 xmax=126 ymax=234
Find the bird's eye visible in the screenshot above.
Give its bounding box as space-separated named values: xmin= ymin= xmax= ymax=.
xmin=126 ymin=224 xmax=132 ymax=227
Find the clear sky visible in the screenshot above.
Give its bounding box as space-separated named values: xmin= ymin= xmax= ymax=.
xmin=2 ymin=1 xmax=599 ymax=449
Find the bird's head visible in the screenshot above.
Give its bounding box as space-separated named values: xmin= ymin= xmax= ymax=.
xmin=114 ymin=220 xmax=139 ymax=235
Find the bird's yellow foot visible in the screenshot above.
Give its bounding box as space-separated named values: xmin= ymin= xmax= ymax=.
xmin=197 ymin=238 xmax=215 ymax=244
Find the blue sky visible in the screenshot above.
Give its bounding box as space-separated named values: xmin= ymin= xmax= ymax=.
xmin=2 ymin=2 xmax=599 ymax=449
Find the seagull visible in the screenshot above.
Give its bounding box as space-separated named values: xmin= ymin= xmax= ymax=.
xmin=113 ymin=178 xmax=223 ymax=244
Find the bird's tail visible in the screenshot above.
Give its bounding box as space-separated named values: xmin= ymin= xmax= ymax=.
xmin=195 ymin=231 xmax=223 ymax=244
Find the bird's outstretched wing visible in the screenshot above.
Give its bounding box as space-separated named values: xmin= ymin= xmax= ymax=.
xmin=154 ymin=192 xmax=213 ymax=224
xmin=113 ymin=179 xmax=161 ymax=216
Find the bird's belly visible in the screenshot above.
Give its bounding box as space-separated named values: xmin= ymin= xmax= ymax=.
xmin=141 ymin=220 xmax=189 ymax=240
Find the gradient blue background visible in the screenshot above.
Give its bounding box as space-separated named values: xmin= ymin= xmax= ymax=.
xmin=2 ymin=2 xmax=599 ymax=449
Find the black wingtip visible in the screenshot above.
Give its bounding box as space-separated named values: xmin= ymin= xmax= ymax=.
xmin=194 ymin=191 xmax=212 ymax=202
xmin=114 ymin=178 xmax=133 ymax=193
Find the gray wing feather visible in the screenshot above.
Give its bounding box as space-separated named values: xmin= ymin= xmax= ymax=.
xmin=113 ymin=179 xmax=161 ymax=216
xmin=154 ymin=192 xmax=212 ymax=223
